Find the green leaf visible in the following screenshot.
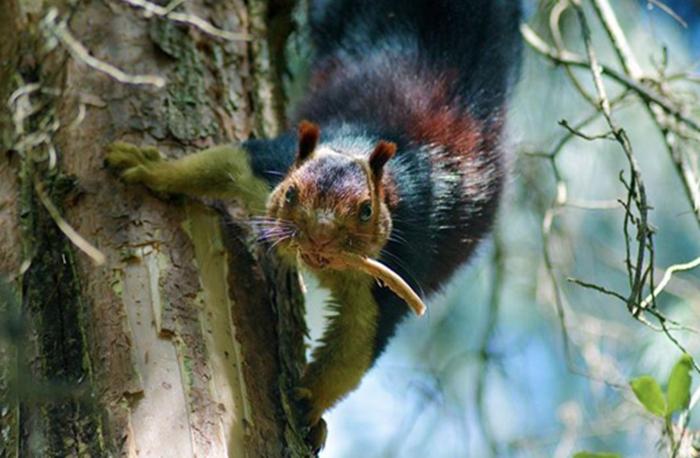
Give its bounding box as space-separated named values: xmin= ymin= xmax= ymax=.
xmin=630 ymin=375 xmax=667 ymax=417
xmin=573 ymin=452 xmax=622 ymax=458
xmin=667 ymin=353 xmax=693 ymax=414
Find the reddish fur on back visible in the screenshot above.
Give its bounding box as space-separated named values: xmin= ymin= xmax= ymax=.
xmin=402 ymin=73 xmax=485 ymax=163
xmin=411 ymin=106 xmax=482 ymax=159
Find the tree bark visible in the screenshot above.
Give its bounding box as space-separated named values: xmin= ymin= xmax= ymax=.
xmin=0 ymin=0 xmax=309 ymax=456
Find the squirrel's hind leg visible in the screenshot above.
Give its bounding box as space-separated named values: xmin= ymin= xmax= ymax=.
xmin=295 ymin=274 xmax=379 ymax=449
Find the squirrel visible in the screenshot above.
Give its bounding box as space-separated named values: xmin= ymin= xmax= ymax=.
xmin=106 ymin=0 xmax=521 ymax=452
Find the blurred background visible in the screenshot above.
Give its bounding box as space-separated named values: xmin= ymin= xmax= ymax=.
xmin=296 ymin=1 xmax=700 ymax=456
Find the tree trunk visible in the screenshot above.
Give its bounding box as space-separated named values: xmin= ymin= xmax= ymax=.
xmin=0 ymin=0 xmax=309 ymax=456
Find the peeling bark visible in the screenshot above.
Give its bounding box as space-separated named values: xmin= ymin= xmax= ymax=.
xmin=1 ymin=0 xmax=309 ymax=456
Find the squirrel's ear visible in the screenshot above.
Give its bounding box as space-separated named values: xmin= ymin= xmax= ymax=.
xmin=369 ymin=140 xmax=396 ymax=182
xmin=296 ymin=121 xmax=320 ymax=165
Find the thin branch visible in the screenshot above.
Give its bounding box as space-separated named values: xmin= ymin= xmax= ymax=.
xmin=520 ymin=23 xmax=700 ymax=134
xmin=571 ymin=1 xmax=653 ymax=318
xmin=639 ymin=256 xmax=700 ymax=309
xmin=565 ymin=199 xmax=620 ymax=210
xmin=647 ymin=0 xmax=688 ymax=28
xmin=566 ymin=277 xmax=627 ymax=302
xmin=474 ymin=230 xmax=505 ymax=457
xmin=541 ymin=207 xmax=573 ymax=362
xmin=590 ymin=0 xmax=700 ymax=227
xmin=656 ymin=316 xmax=700 ymax=374
xmin=550 ymin=1 xmax=599 ymax=107
xmin=558 ymin=119 xmax=615 ymax=142
xmin=591 ymin=0 xmax=644 ymax=79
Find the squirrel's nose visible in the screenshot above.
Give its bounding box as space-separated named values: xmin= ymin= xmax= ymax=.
xmin=309 ymin=210 xmax=336 ymax=247
xmin=309 ymin=233 xmax=333 ymax=248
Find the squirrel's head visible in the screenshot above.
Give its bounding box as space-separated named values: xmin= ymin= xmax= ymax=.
xmin=266 ymin=121 xmax=396 ymax=270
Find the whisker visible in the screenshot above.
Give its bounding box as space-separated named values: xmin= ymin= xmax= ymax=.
xmin=388 ymin=232 xmax=410 ymax=247
xmin=256 ymin=228 xmax=295 ymax=243
xmin=251 ymin=225 xmax=295 ymax=233
xmin=246 ymin=216 xmax=297 ymax=226
xmin=248 ymin=219 xmax=296 ymax=228
xmin=257 ymin=234 xmax=286 ymax=244
xmin=266 ymin=233 xmax=294 ymax=255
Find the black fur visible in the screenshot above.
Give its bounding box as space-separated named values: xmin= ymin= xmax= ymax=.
xmin=305 ymin=0 xmax=521 ymax=119
xmin=244 ymin=133 xmax=297 ymax=186
xmin=244 ymin=0 xmax=522 ymax=360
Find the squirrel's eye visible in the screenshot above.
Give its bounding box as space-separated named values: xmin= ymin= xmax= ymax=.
xmin=285 ymin=187 xmax=298 ymax=205
xmin=358 ymin=201 xmax=373 ymax=222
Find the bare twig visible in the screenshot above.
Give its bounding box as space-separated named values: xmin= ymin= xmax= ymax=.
xmin=474 ymin=230 xmax=505 ymax=457
xmin=520 ymin=3 xmax=700 ymax=453
xmin=566 ymin=277 xmax=627 ymax=303
xmin=590 ymin=0 xmax=700 ymax=227
xmin=647 ymin=0 xmax=688 ymax=28
xmin=571 ymin=1 xmax=653 ymax=318
xmin=591 ymin=0 xmax=644 ymax=79
xmin=558 ymin=119 xmax=615 ymax=142
xmin=526 ymin=94 xmax=632 ymax=371
xmin=639 ymin=256 xmax=700 ymax=309
xmin=521 ymin=23 xmax=700 ymax=134
xmin=542 ymin=205 xmax=573 ymax=362
xmin=550 ymin=1 xmax=599 ymax=107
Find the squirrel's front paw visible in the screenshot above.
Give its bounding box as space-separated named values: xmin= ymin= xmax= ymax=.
xmin=293 ymin=387 xmax=327 ymax=453
xmin=105 ymin=142 xmax=164 ymax=189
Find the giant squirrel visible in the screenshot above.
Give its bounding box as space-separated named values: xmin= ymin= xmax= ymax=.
xmin=106 ymin=0 xmax=522 ymax=452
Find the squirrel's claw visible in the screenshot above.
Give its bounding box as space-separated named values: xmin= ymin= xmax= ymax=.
xmin=105 ymin=142 xmax=165 ymax=190
xmin=120 ymin=165 xmax=151 ymax=185
xmin=105 ymin=142 xmax=162 ymax=170
xmin=292 ymin=386 xmax=328 ymax=453
xmin=292 ymin=386 xmax=315 ymax=426
xmin=306 ymin=418 xmax=327 ymax=455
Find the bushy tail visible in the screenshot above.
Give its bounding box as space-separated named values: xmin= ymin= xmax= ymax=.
xmin=309 ymin=0 xmax=522 ymax=115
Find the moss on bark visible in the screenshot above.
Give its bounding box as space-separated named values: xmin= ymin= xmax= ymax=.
xmin=19 ymin=167 xmax=106 ymax=456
